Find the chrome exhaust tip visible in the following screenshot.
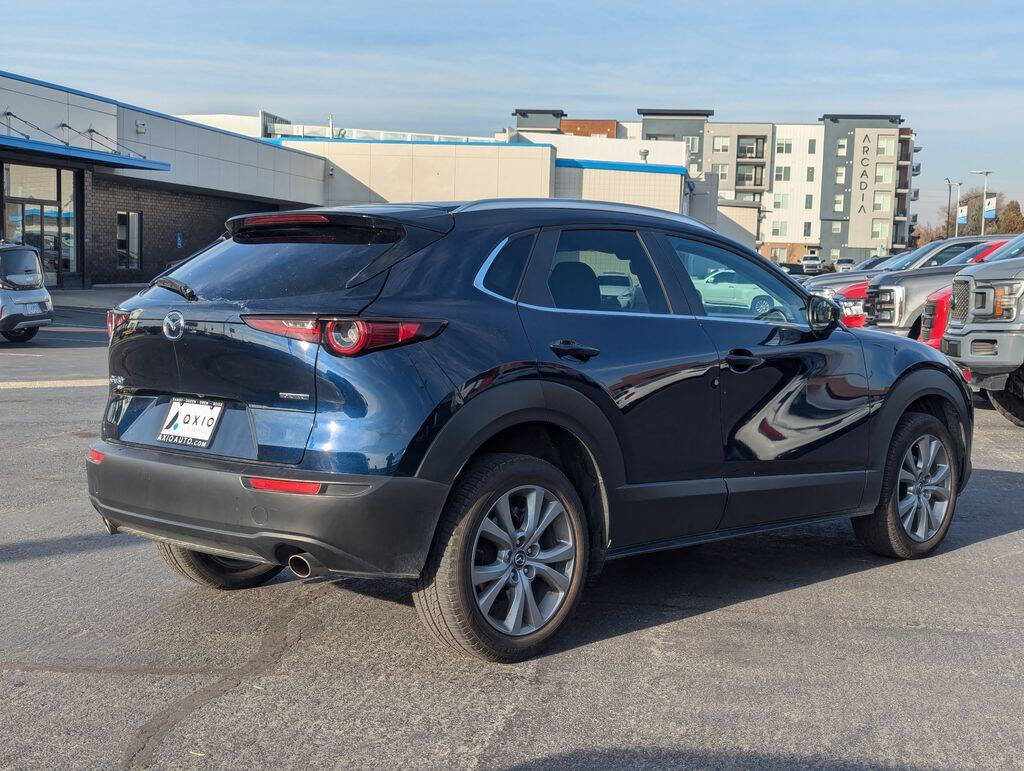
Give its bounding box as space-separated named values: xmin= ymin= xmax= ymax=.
xmin=287 ymin=552 xmax=327 ymax=579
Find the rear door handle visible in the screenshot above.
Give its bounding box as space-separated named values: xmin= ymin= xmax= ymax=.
xmin=724 ymin=349 xmax=764 ymax=373
xmin=550 ymin=339 xmax=600 ymax=362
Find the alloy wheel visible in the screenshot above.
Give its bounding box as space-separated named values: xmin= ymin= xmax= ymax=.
xmin=897 ymin=434 xmax=952 ymax=542
xmin=470 ymin=485 xmax=576 ymax=636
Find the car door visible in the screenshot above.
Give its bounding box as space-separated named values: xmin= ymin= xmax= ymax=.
xmin=516 ymin=226 xmax=725 ymax=547
xmin=657 ymin=233 xmax=872 ymax=529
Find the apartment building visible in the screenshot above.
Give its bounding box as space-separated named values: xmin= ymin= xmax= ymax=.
xmin=760 ymin=124 xmax=824 ymax=263
xmin=702 ymin=122 xmax=775 ymax=205
xmin=818 ymin=114 xmax=920 ymax=264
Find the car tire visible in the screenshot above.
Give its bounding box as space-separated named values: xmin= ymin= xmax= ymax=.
xmin=155 ymin=543 xmax=284 ymax=590
xmin=2 ymin=327 xmax=39 ymax=343
xmin=852 ymin=412 xmax=959 ymax=559
xmin=412 ymin=452 xmax=589 ymax=663
xmin=750 ymin=295 xmax=773 ymax=316
xmin=985 ymin=373 xmax=1024 ymax=427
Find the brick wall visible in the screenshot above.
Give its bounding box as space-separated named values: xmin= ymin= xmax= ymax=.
xmin=84 ymin=171 xmax=278 ymax=285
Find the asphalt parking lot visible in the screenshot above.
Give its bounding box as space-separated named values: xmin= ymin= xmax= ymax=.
xmin=1 ymin=304 xmax=1022 ymax=770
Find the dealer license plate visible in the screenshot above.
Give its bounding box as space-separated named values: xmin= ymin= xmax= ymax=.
xmin=157 ymin=399 xmax=224 ymax=448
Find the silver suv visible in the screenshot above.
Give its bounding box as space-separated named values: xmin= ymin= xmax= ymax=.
xmin=943 ymin=235 xmax=1024 ymax=427
xmin=0 ymin=244 xmax=53 ymax=343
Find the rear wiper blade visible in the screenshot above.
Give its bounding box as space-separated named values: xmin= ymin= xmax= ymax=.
xmin=151 ymin=276 xmax=198 ymax=302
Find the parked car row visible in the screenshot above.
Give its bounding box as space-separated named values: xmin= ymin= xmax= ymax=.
xmin=806 ymin=232 xmax=1024 ymax=429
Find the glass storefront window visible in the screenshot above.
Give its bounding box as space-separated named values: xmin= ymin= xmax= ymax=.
xmin=60 ymin=169 xmax=76 ymax=272
xmin=4 ymin=164 xmax=57 ymax=200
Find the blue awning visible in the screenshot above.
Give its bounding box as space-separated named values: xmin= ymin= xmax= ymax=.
xmin=0 ymin=135 xmax=171 ymax=171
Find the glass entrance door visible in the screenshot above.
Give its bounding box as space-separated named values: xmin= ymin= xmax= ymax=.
xmin=2 ymin=163 xmax=78 ymax=287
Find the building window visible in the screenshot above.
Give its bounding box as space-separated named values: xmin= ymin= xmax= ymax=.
xmin=808 ymin=138 xmax=817 ymax=154
xmin=773 ymin=193 xmax=789 ymax=209
xmin=117 ymin=211 xmax=143 ymax=270
xmin=712 ymin=136 xmax=730 ymax=153
xmin=803 ymin=222 xmax=812 ymax=237
xmin=776 ymin=138 xmax=792 ymax=154
xmin=831 ymin=221 xmax=842 ymax=235
xmin=735 ymin=192 xmax=762 ymax=203
xmin=736 ymin=164 xmax=764 ymax=187
xmin=737 ymin=136 xmax=766 ymax=159
xmin=872 ymin=192 xmax=892 ymax=213
xmin=830 ymin=248 xmax=841 ymax=260
xmin=837 ymin=137 xmax=848 ymax=156
xmin=681 ymin=135 xmax=700 ymax=154
xmin=875 ymin=163 xmax=894 ymax=184
xmin=871 ymin=219 xmax=891 ymax=240
xmin=804 ymin=194 xmax=814 ymax=209
xmin=711 ymin=163 xmax=729 ymax=181
xmin=877 ymin=135 xmax=896 ymax=156
xmin=774 ymin=166 xmax=791 ymax=182
xmin=835 ymin=166 xmax=846 ymax=184
xmin=806 ymin=166 xmax=815 ymax=182
xmin=771 ymin=221 xmax=788 ymax=237
xmin=833 ymin=194 xmax=845 ymax=212
xmin=770 ymin=247 xmax=787 ymax=261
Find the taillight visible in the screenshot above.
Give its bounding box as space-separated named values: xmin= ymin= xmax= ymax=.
xmin=244 ymin=477 xmax=323 ymax=495
xmin=242 ymin=316 xmax=321 ymax=343
xmin=322 ymin=319 xmax=442 ymax=356
xmin=106 ymin=309 xmax=130 ymax=340
xmin=87 ymin=448 xmax=104 ymax=464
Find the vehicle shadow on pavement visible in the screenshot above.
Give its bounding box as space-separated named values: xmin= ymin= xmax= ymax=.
xmin=540 ymin=467 xmax=1023 ymax=658
xmin=507 ymin=746 xmax=895 ymax=770
xmin=0 ymin=531 xmax=139 ymax=564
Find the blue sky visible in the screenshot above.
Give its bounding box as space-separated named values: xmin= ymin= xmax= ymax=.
xmin=4 ymin=0 xmax=1022 ymax=223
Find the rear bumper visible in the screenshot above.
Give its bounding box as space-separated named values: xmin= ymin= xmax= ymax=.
xmin=86 ymin=441 xmax=450 ymax=578
xmin=0 ymin=310 xmax=53 ymax=331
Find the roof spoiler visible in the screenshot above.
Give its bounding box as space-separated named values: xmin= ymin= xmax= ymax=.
xmin=225 ymin=208 xmax=455 ymax=288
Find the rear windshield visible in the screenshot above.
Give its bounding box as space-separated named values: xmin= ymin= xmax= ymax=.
xmin=165 ymin=225 xmax=401 ymax=301
xmin=1 ymin=248 xmax=42 ymax=284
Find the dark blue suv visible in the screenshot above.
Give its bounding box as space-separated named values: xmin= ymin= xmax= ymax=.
xmin=88 ymin=200 xmax=973 ymax=661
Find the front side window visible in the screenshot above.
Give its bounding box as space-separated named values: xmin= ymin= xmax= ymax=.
xmin=532 ymin=229 xmax=668 ymax=314
xmin=923 ymin=243 xmax=977 ymax=267
xmin=481 ymin=232 xmax=534 ymax=299
xmin=665 ymin=236 xmax=806 ymax=323
xmin=117 ymin=211 xmax=142 ymax=270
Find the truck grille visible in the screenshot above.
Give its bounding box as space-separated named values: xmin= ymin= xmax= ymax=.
xmin=863 ymin=289 xmax=878 ymax=324
xmin=950 ymin=279 xmax=970 ymax=323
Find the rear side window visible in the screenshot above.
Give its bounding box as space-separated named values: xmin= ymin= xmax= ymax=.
xmin=924 ymin=243 xmax=977 ymax=268
xmin=527 ymin=229 xmax=668 ymax=314
xmin=1 ymin=248 xmax=43 ymax=287
xmin=482 ymin=233 xmax=534 ymax=299
xmin=167 ymin=225 xmax=400 ymax=301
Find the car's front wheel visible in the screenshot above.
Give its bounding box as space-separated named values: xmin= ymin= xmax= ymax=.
xmin=155 ymin=543 xmax=284 ymax=589
xmin=413 ymin=453 xmax=589 ymax=662
xmin=853 ymin=412 xmax=959 ymax=558
xmin=2 ymin=327 xmax=39 ymax=343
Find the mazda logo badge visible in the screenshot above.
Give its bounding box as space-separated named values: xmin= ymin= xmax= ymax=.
xmin=163 ymin=311 xmax=185 ymax=340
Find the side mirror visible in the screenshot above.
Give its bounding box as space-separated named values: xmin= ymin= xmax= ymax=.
xmin=808 ymin=294 xmax=840 ymax=334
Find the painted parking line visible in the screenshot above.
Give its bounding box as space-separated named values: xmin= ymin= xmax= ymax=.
xmin=0 ymin=352 xmax=44 ymax=357
xmin=0 ymin=378 xmax=108 ymax=390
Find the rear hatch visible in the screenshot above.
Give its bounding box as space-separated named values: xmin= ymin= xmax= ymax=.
xmin=1 ymin=247 xmax=44 ymax=290
xmin=104 ymin=209 xmax=452 ymax=464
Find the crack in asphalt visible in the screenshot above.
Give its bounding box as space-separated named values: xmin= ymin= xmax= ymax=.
xmin=0 ymin=663 xmax=235 ymax=676
xmin=118 ymin=585 xmax=328 ymax=770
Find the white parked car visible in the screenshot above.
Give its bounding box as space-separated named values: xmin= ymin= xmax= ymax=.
xmin=598 ymin=272 xmax=635 ymax=308
xmin=802 ymin=254 xmax=823 ymax=274
xmin=0 ymin=244 xmax=53 ymax=343
xmin=835 ymin=257 xmax=857 ymax=272
xmin=692 ymin=268 xmax=777 ymax=315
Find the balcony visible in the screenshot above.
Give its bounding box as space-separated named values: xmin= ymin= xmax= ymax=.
xmin=735 ymin=148 xmax=766 ymax=161
xmin=912 ymin=163 xmax=921 ymax=176
xmin=911 ymin=189 xmax=920 ymax=201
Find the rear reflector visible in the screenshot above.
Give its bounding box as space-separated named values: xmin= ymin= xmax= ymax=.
xmin=87 ymin=449 xmax=104 ymax=464
xmin=246 ymin=477 xmax=323 ymax=495
xmin=242 ymin=316 xmax=321 ymax=343
xmin=242 ymin=213 xmax=329 ymax=228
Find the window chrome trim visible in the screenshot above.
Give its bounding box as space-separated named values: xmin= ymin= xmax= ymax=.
xmin=472 ymin=236 xmax=515 ymax=304
xmin=516 ymin=300 xmax=682 ymax=320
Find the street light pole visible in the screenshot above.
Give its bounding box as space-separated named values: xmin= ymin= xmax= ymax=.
xmin=971 ymin=170 xmax=993 ymax=236
xmin=944 ymin=177 xmax=952 ymax=238
xmin=954 ymin=181 xmax=963 ymax=237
